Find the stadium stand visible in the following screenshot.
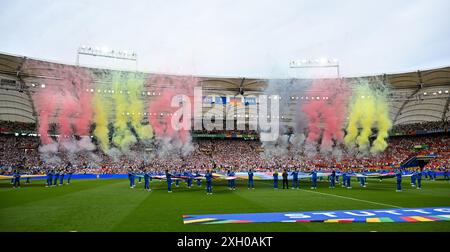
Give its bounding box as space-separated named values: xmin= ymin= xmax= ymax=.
xmin=0 ymin=52 xmax=449 ymax=175
xmin=1 ymin=132 xmax=449 ymax=175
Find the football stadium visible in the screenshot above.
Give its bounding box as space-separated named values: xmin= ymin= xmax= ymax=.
xmin=0 ymin=1 xmax=449 ymax=236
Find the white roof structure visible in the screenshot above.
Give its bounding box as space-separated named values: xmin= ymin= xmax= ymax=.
xmin=0 ymin=52 xmax=449 ymax=125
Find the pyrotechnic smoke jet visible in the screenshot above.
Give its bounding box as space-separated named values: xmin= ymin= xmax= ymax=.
xmin=344 ymin=79 xmax=392 ymax=154
xmin=147 ymin=74 xmax=198 ymax=157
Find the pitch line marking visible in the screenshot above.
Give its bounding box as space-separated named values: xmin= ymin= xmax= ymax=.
xmin=299 ymin=189 xmax=403 ymax=209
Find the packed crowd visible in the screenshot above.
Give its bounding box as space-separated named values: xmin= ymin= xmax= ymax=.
xmin=391 ymin=121 xmax=448 ymax=133
xmin=0 ymin=120 xmax=36 ymax=133
xmin=192 ymin=129 xmax=258 ymax=135
xmin=0 ymin=121 xmax=259 ymax=136
xmin=1 ymin=131 xmax=449 ymax=175
xmin=3 ymin=120 xmax=448 ymax=136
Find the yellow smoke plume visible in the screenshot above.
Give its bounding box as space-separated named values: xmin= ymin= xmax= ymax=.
xmin=371 ymin=92 xmax=392 ymax=153
xmin=111 ymin=73 xmax=136 ymax=150
xmin=93 ymin=90 xmax=110 ymax=152
xmin=344 ymin=80 xmax=392 ymax=153
xmin=126 ymin=74 xmax=153 ymax=141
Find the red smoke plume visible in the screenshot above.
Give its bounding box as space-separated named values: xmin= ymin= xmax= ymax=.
xmin=24 ymin=59 xmax=94 ymax=145
xmin=147 ymin=75 xmax=197 ymax=144
xmin=301 ymin=79 xmax=350 ymax=150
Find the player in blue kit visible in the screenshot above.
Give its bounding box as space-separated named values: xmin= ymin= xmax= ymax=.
xmin=359 ymin=175 xmax=366 ymax=188
xmin=127 ymin=168 xmax=131 ymax=186
xmin=229 ymin=169 xmax=236 ymax=190
xmin=341 ymin=171 xmax=347 ymax=188
xmin=46 ymin=168 xmax=53 ymax=187
xmin=329 ymin=170 xmax=336 ymax=188
xmin=183 ymin=169 xmax=192 ymax=188
xmin=396 ymin=169 xmax=402 ymax=192
xmin=132 ymin=168 xmax=137 ymax=188
xmin=410 ymin=170 xmax=417 ymax=187
xmin=273 ymin=170 xmax=279 ymax=189
xmin=165 ymin=169 xmax=173 ymax=193
xmin=53 ymin=169 xmax=59 ymax=186
xmin=345 ymin=169 xmax=352 ymax=189
xmin=362 ymin=169 xmax=368 ymax=186
xmin=66 ymin=168 xmax=73 ymax=184
xmin=291 ymin=168 xmax=299 ymax=189
xmin=144 ymin=169 xmax=151 ymax=191
xmin=226 ymin=169 xmax=232 ymax=190
xmin=311 ymin=169 xmax=317 ymax=189
xmin=127 ymin=167 xmax=135 ymax=188
xmin=187 ymin=170 xmax=193 ymax=188
xmin=26 ymin=173 xmax=30 ymax=184
xmin=416 ymin=168 xmax=422 ymax=189
xmin=139 ymin=168 xmax=144 ymax=185
xmin=175 ymin=169 xmax=181 ymax=187
xmin=59 ymin=169 xmax=65 ymax=186
xmin=248 ymin=169 xmax=254 ymax=189
xmin=195 ymin=170 xmax=202 ymax=187
xmin=12 ymin=170 xmax=21 ymax=188
xmin=205 ymin=170 xmax=213 ymax=195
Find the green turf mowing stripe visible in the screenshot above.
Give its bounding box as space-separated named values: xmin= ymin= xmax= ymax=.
xmin=2 ymin=179 xmax=450 ymax=231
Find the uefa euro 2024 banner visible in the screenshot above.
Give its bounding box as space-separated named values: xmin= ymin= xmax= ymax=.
xmin=183 ymin=207 xmax=450 ymax=225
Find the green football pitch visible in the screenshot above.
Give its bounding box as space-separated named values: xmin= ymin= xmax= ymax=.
xmin=1 ymin=178 xmax=449 ymax=232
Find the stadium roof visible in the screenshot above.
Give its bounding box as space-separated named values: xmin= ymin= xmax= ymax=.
xmin=0 ymin=52 xmax=449 ymax=125
xmin=1 ymin=52 xmax=449 ymax=88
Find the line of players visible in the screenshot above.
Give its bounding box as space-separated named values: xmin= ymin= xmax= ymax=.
xmin=9 ymin=170 xmax=26 ymax=188
xmin=9 ymin=165 xmax=448 ymax=193
xmin=126 ymin=166 xmax=214 ymax=194
xmin=125 ymin=166 xmax=448 ymax=194
xmin=273 ymin=167 xmax=449 ymax=192
xmin=9 ymin=167 xmax=74 ymax=188
xmin=44 ymin=168 xmax=74 ymax=187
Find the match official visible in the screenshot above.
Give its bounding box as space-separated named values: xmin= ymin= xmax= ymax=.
xmin=282 ymin=169 xmax=289 ymax=189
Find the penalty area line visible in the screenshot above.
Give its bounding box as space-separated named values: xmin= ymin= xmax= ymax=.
xmin=299 ymin=189 xmax=403 ymax=209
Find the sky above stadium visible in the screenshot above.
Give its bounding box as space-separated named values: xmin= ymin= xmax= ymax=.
xmin=0 ymin=0 xmax=449 ymax=78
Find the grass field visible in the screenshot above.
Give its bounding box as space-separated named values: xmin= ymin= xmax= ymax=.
xmin=1 ymin=178 xmax=449 ymax=232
